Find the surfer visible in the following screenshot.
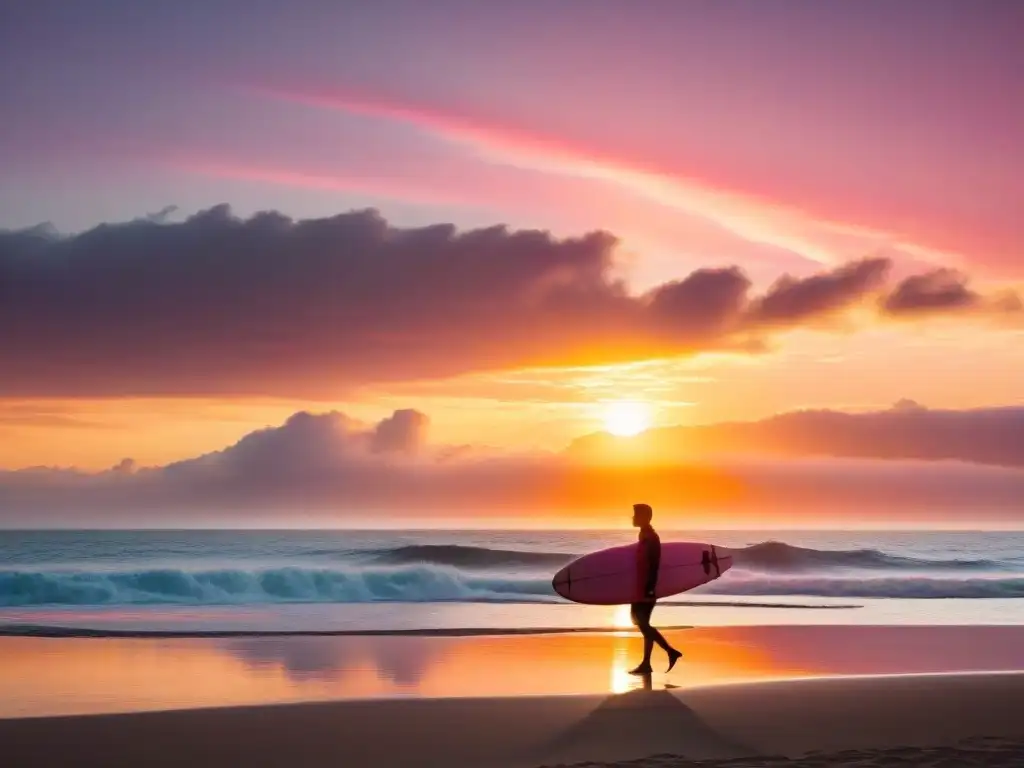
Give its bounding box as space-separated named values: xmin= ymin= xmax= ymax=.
xmin=629 ymin=503 xmax=683 ymax=675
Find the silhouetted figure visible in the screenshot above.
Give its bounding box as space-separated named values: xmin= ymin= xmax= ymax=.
xmin=628 ymin=503 xmax=682 ymax=675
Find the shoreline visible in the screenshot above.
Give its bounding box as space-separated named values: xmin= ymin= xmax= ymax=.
xmin=0 ymin=623 xmax=700 ymax=639
xmin=4 ymin=673 xmax=1024 ymax=767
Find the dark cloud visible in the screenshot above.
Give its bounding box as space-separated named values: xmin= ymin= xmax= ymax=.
xmin=1 ymin=206 xmax=1010 ymax=398
xmin=569 ymin=403 xmax=1024 ymax=469
xmin=143 ymin=205 xmax=180 ymax=224
xmin=881 ymin=268 xmax=1022 ymax=317
xmin=1 ymin=406 xmax=1023 ymax=526
xmin=748 ymin=257 xmax=890 ymax=325
xmin=646 ymin=267 xmax=751 ymax=336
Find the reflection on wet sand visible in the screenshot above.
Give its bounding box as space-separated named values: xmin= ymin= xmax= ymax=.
xmin=3 ymin=625 xmax=1024 ymax=718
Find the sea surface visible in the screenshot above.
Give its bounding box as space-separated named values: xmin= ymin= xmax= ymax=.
xmin=2 ymin=529 xmax=1023 ymax=634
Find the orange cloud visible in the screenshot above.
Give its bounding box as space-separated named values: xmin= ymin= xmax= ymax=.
xmin=1 ymin=206 xmax=1016 ymax=401
xmin=2 ymin=407 xmax=1023 ymax=528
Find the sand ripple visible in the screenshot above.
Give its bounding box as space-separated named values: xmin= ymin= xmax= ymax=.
xmin=538 ymin=736 xmax=1024 ymax=767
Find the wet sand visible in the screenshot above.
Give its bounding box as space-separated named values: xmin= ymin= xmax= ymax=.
xmin=4 ymin=625 xmax=1024 ymax=717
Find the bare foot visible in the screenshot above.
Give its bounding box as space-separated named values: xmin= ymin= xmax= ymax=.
xmin=628 ymin=663 xmax=653 ymax=676
xmin=666 ymin=649 xmax=683 ymax=672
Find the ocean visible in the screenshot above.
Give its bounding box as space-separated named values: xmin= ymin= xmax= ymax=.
xmin=2 ymin=529 xmax=1023 ymax=634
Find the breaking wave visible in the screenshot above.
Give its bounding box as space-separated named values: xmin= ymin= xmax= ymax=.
xmin=728 ymin=541 xmax=1004 ymax=573
xmin=704 ymin=576 xmax=1024 ymax=599
xmin=0 ymin=566 xmax=556 ymax=607
xmin=2 ymin=539 xmax=1017 ymax=607
xmin=359 ymin=541 xmax=1007 ymax=574
xmin=363 ymin=544 xmax=574 ymax=569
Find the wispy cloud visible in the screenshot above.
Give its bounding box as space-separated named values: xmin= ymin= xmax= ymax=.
xmin=254 ymin=84 xmax=977 ymax=274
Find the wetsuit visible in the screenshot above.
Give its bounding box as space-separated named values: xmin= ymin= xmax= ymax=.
xmin=630 ymin=524 xmax=660 ymax=627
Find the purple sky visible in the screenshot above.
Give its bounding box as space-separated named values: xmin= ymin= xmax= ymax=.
xmin=3 ymin=1 xmax=1022 ymax=280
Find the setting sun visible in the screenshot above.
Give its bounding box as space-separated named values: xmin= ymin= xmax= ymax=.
xmin=603 ymin=401 xmax=652 ymax=437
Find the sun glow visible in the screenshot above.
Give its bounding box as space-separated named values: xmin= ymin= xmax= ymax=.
xmin=603 ymin=401 xmax=652 ymax=437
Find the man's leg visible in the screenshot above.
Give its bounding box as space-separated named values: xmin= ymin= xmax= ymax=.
xmin=629 ymin=602 xmax=655 ymax=673
xmin=647 ymin=624 xmax=673 ymax=654
xmin=630 ymin=606 xmax=655 ymax=671
xmin=641 ymin=621 xmax=655 ymax=668
xmin=646 ymin=604 xmax=683 ymax=671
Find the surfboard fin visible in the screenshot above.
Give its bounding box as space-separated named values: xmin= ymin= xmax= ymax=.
xmin=701 ymin=547 xmax=722 ymax=577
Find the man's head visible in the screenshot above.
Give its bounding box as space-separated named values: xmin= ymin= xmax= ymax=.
xmin=632 ymin=503 xmax=653 ymax=527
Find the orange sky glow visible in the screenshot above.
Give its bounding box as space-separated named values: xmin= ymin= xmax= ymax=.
xmin=2 ymin=2 xmax=1022 ymax=528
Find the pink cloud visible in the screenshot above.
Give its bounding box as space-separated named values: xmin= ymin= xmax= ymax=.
xmin=255 ymin=83 xmax=1023 ymax=278
xmin=174 ymin=159 xmax=488 ymax=212
xmin=171 ymin=97 xmax=827 ymax=283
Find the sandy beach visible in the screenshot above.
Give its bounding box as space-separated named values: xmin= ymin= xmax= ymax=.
xmin=4 ymin=620 xmax=1024 ymax=768
xmin=3 ymin=672 xmax=1023 ymax=767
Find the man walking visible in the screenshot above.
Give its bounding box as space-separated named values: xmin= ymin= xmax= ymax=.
xmin=628 ymin=503 xmax=682 ymax=675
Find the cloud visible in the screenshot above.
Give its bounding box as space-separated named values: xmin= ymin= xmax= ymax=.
xmin=881 ymin=268 xmax=1023 ymax=318
xmin=0 ymin=403 xmax=107 ymax=429
xmin=748 ymin=257 xmax=890 ymax=325
xmin=646 ymin=267 xmax=751 ymax=336
xmin=1 ymin=406 xmax=1022 ymax=527
xmin=370 ymin=409 xmax=429 ymax=455
xmin=143 ymin=205 xmax=179 ymax=224
xmin=2 ymin=206 xmax=1016 ymax=399
xmin=568 ymin=403 xmax=1024 ymax=469
xmin=257 ymin=84 xmax=1024 ymax=277
xmin=256 ymin=84 xmax=861 ymax=268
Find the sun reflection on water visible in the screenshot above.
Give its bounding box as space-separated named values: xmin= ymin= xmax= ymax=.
xmin=609 ymin=635 xmax=632 ymax=694
xmin=609 ymin=631 xmax=653 ymax=694
xmin=611 ymin=604 xmax=633 ymax=636
xmin=609 ymin=666 xmax=633 ymax=694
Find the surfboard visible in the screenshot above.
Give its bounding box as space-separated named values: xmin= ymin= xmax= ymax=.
xmin=551 ymin=541 xmax=732 ymax=605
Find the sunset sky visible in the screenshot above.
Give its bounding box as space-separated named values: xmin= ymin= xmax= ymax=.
xmin=1 ymin=1 xmax=1022 ymax=526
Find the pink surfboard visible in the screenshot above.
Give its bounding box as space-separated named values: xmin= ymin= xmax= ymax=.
xmin=551 ymin=541 xmax=732 ymax=605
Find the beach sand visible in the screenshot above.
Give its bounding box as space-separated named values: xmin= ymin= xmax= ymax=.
xmin=3 ymin=672 xmax=1023 ymax=767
